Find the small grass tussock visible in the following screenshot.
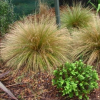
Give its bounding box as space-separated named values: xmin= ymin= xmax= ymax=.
xmin=73 ymin=15 xmax=100 ymax=69
xmin=25 ymin=2 xmax=55 ymax=25
xmin=60 ymin=2 xmax=93 ymax=31
xmin=0 ymin=16 xmax=72 ymax=73
xmin=38 ymin=1 xmax=50 ymax=15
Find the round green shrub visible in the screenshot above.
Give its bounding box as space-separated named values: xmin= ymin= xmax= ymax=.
xmin=52 ymin=60 xmax=99 ymax=100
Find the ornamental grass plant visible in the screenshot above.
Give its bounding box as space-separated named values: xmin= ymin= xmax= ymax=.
xmin=73 ymin=15 xmax=100 ymax=70
xmin=0 ymin=16 xmax=72 ymax=73
xmin=38 ymin=1 xmax=49 ymax=15
xmin=60 ymin=2 xmax=94 ymax=31
xmin=26 ymin=1 xmax=55 ymax=25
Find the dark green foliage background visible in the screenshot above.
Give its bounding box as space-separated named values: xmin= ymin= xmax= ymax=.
xmin=10 ymin=0 xmax=54 ymax=19
xmin=0 ymin=0 xmax=54 ymax=35
xmin=10 ymin=0 xmax=98 ymax=18
xmin=0 ymin=0 xmax=16 ymax=36
xmin=1 ymin=0 xmax=98 ymax=22
xmin=8 ymin=0 xmax=98 ymax=20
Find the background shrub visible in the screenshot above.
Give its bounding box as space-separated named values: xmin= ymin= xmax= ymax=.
xmin=0 ymin=0 xmax=16 ymax=36
xmin=52 ymin=60 xmax=99 ymax=100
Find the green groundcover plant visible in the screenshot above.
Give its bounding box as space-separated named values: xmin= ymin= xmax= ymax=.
xmin=52 ymin=60 xmax=99 ymax=100
xmin=0 ymin=16 xmax=72 ymax=73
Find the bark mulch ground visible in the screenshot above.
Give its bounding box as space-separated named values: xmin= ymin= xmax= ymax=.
xmin=0 ymin=61 xmax=100 ymax=100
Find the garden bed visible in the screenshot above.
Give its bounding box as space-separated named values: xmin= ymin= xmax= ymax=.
xmin=0 ymin=2 xmax=100 ymax=100
xmin=0 ymin=64 xmax=100 ymax=100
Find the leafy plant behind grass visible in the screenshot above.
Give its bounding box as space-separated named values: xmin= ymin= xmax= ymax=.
xmin=0 ymin=0 xmax=16 ymax=36
xmin=88 ymin=0 xmax=100 ymax=14
xmin=0 ymin=16 xmax=72 ymax=73
xmin=73 ymin=15 xmax=100 ymax=70
xmin=52 ymin=60 xmax=99 ymax=100
xmin=60 ymin=2 xmax=93 ymax=31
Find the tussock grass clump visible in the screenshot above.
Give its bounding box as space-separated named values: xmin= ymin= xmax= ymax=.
xmin=39 ymin=1 xmax=50 ymax=15
xmin=73 ymin=16 xmax=100 ymax=69
xmin=26 ymin=2 xmax=55 ymax=24
xmin=0 ymin=17 xmax=72 ymax=73
xmin=61 ymin=3 xmax=93 ymax=31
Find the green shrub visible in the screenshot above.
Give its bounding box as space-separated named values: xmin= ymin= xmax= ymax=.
xmin=60 ymin=2 xmax=93 ymax=31
xmin=52 ymin=60 xmax=99 ymax=100
xmin=0 ymin=0 xmax=15 ymax=36
xmin=0 ymin=16 xmax=72 ymax=73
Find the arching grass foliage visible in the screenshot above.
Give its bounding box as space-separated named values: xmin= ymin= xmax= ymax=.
xmin=73 ymin=16 xmax=100 ymax=70
xmin=0 ymin=16 xmax=72 ymax=73
xmin=60 ymin=2 xmax=93 ymax=31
